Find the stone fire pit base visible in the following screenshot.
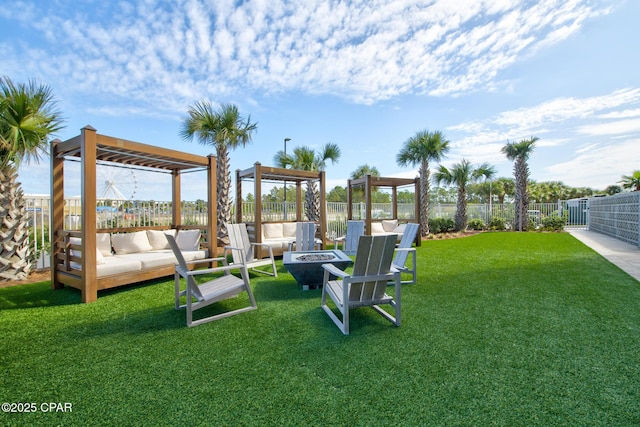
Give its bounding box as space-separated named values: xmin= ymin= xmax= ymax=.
xmin=283 ymin=250 xmax=353 ymax=290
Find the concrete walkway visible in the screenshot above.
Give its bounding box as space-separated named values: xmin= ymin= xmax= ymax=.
xmin=567 ymin=229 xmax=640 ymax=282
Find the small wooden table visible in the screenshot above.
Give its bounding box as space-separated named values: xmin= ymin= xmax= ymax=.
xmin=283 ymin=250 xmax=353 ymax=290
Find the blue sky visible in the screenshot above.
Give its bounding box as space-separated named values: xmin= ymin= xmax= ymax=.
xmin=2 ymin=0 xmax=639 ymax=201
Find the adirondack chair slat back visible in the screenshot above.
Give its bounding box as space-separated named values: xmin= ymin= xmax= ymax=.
xmin=393 ymin=223 xmax=419 ymax=266
xmin=227 ymin=223 xmax=253 ymax=263
xmin=350 ymin=234 xmax=397 ymax=301
xmin=295 ymin=222 xmax=316 ymax=251
xmin=166 ymin=235 xmax=204 ymax=301
xmin=344 ymin=220 xmax=365 ymax=253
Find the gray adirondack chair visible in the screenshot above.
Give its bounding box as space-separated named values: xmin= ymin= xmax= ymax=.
xmin=167 ymin=235 xmax=257 ymax=327
xmin=333 ymin=220 xmax=365 ymax=255
xmin=321 ymin=234 xmax=401 ymax=335
xmin=289 ymin=222 xmax=321 ymax=251
xmin=392 ymin=222 xmax=419 ymax=284
xmin=225 ymin=223 xmax=277 ymax=276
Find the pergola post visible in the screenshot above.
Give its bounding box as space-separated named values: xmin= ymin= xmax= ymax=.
xmin=80 ymin=126 xmax=98 ymax=303
xmin=50 ymin=138 xmax=64 ymax=290
xmin=171 ymin=169 xmax=181 ymax=229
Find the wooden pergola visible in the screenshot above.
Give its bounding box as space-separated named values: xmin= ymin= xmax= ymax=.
xmin=235 ymin=162 xmax=327 ymax=254
xmin=50 ymin=125 xmax=217 ymax=303
xmin=347 ymin=175 xmax=421 ymax=246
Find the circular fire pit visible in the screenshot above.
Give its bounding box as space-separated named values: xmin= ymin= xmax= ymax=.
xmin=295 ymin=254 xmax=335 ymax=262
xmin=283 ymin=250 xmax=353 ymax=290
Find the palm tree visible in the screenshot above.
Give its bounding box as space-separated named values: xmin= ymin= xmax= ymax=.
xmin=350 ymin=164 xmax=379 ymax=179
xmin=397 ymin=130 xmax=450 ymax=236
xmin=0 ymin=76 xmax=64 ymax=280
xmin=181 ymin=102 xmax=257 ymax=243
xmin=434 ymin=160 xmax=495 ymax=231
xmin=619 ymin=170 xmax=640 ymax=191
xmin=501 ymin=137 xmax=538 ymax=231
xmin=274 ymin=143 xmax=340 ymax=221
xmin=350 ymin=164 xmax=380 ymax=204
xmin=492 ymin=177 xmax=515 ymax=204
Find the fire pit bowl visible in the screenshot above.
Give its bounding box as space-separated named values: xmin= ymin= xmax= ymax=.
xmin=283 ymin=250 xmax=353 ymax=290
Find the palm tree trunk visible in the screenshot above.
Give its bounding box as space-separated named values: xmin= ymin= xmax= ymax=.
xmin=304 ymin=181 xmax=320 ymax=221
xmin=0 ymin=166 xmax=32 ymax=281
xmin=216 ymin=145 xmax=232 ymax=243
xmin=455 ymin=186 xmax=467 ymax=231
xmin=514 ymin=157 xmax=530 ymax=231
xmin=420 ymin=162 xmax=430 ymax=236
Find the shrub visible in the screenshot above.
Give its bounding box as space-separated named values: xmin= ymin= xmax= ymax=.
xmin=541 ymin=213 xmax=566 ymax=231
xmin=467 ymin=218 xmax=486 ymax=231
xmin=488 ymin=216 xmax=507 ymax=231
xmin=429 ymin=217 xmax=455 ymax=234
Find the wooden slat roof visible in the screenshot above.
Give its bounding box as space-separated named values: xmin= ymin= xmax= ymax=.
xmin=237 ymin=163 xmax=322 ymax=182
xmin=54 ymin=129 xmax=211 ymax=171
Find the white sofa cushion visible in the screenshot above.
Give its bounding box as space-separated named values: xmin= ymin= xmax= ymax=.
xmin=95 ymin=257 xmax=143 ymax=277
xmin=282 ymin=222 xmax=297 ymax=238
xmin=124 ymin=251 xmax=177 ymax=270
xmin=175 ymin=229 xmax=201 ymax=251
xmin=111 ymin=231 xmax=153 ymax=255
xmin=146 ymin=229 xmax=176 ymax=250
xmin=382 ymin=219 xmax=398 ymax=232
xmin=371 ymin=222 xmax=385 ymax=234
xmin=96 ymin=233 xmax=113 ymax=256
xmin=263 ymin=223 xmax=284 ymax=239
xmin=393 ymin=223 xmax=407 ymax=234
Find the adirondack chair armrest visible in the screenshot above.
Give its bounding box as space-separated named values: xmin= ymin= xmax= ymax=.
xmin=321 ymin=263 xmax=350 ymax=279
xmin=181 ymin=263 xmax=241 ymax=277
xmin=250 ymin=242 xmax=275 ymax=258
xmin=184 ymin=256 xmax=228 ymax=267
xmin=394 ymin=247 xmax=416 ymax=255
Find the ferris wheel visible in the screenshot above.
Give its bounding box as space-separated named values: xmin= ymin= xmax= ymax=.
xmin=97 ymin=164 xmax=138 ymax=201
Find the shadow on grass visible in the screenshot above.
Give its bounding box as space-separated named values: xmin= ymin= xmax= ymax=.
xmin=0 ymin=281 xmax=80 ymax=310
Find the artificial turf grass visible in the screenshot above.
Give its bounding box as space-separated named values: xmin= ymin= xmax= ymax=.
xmin=1 ymin=232 xmax=639 ymax=426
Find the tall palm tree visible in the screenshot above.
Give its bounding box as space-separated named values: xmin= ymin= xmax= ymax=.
xmin=0 ymin=76 xmax=63 ymax=280
xmin=433 ymin=160 xmax=495 ymax=231
xmin=619 ymin=170 xmax=640 ymax=191
xmin=501 ymin=137 xmax=538 ymax=231
xmin=397 ymin=130 xmax=450 ymax=236
xmin=274 ymin=143 xmax=340 ymax=221
xmin=181 ymin=102 xmax=257 ymax=243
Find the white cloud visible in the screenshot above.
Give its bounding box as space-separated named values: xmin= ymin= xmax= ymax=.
xmin=0 ymin=0 xmax=610 ymax=114
xmin=545 ymin=139 xmax=640 ymax=189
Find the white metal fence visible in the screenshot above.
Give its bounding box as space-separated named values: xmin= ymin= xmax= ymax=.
xmin=25 ymin=196 xmax=593 ymax=270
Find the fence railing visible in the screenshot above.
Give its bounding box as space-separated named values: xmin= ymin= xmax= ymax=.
xmin=25 ymin=196 xmax=593 ymax=270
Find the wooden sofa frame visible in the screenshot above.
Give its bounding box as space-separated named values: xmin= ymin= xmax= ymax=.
xmin=50 ymin=126 xmax=217 ymax=303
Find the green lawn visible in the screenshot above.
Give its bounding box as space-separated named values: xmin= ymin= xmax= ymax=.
xmin=1 ymin=232 xmax=639 ymax=426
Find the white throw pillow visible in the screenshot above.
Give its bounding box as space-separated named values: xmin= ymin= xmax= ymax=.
xmin=96 ymin=248 xmax=106 ymax=265
xmin=282 ymin=222 xmax=297 ymax=238
xmin=146 ymin=229 xmax=176 ymax=250
xmin=111 ymin=231 xmax=153 ymax=255
xmin=69 ymin=237 xmax=105 ymax=264
xmin=96 ymin=233 xmax=113 ymax=256
xmin=382 ymin=219 xmax=398 ymax=232
xmin=175 ymin=229 xmax=201 ymax=251
xmin=371 ymin=222 xmax=385 ymax=234
xmin=263 ymin=223 xmax=284 ymax=239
